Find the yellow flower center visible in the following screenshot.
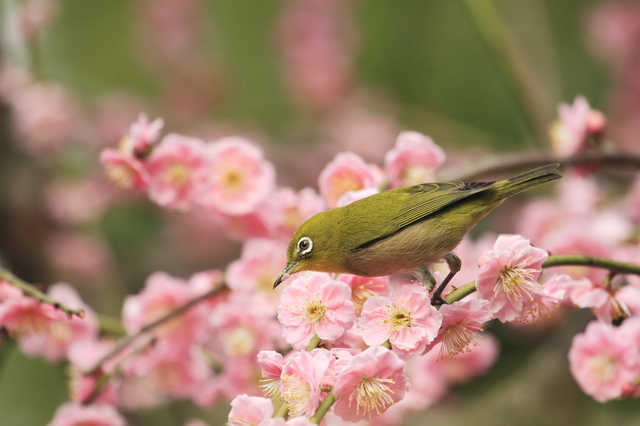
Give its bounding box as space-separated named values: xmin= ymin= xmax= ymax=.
xmin=494 ymin=262 xmax=540 ymax=301
xmin=385 ymin=307 xmax=412 ymax=331
xmin=585 ymin=354 xmax=618 ymax=384
xmin=305 ymin=301 xmax=326 ymax=322
xmin=222 ymin=168 xmax=244 ymax=192
xmin=440 ymin=323 xmax=482 ymax=358
xmin=349 ymin=377 xmax=396 ymax=417
xmin=106 ymin=164 xmax=134 ymax=189
xmin=166 ymin=162 xmax=190 ymax=187
xmin=282 ymin=374 xmax=311 ymax=418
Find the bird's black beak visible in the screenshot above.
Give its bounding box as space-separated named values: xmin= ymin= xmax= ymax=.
xmin=273 ymin=262 xmax=297 ymax=288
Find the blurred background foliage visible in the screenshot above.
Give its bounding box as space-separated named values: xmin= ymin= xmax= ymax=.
xmin=0 ymin=0 xmax=638 ymax=425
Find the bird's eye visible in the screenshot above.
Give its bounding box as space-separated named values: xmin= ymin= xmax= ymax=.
xmin=297 ymin=237 xmax=313 ymax=255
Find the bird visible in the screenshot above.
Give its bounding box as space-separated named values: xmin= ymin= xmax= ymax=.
xmin=274 ymin=163 xmax=561 ymax=302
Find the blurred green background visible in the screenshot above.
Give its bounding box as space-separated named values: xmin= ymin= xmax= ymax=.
xmin=0 ymin=0 xmax=637 ymax=425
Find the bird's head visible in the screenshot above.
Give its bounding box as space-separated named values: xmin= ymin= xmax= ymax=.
xmin=273 ymin=210 xmax=348 ymax=288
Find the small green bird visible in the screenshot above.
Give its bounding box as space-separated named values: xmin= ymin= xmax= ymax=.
xmin=274 ymin=164 xmax=561 ymax=298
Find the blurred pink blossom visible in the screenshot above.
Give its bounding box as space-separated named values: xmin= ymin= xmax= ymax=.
xmin=318 ymin=152 xmax=380 ymax=207
xmin=44 ymin=178 xmax=114 ymax=225
xmin=550 ymin=96 xmax=603 ymax=157
xmin=332 ymin=346 xmax=409 ymax=422
xmin=336 ymin=187 xmax=379 ymax=207
xmin=428 ymin=333 xmax=500 ymax=385
xmin=67 ymin=340 xmax=120 ymax=405
xmin=100 ymin=148 xmax=150 ymax=192
xmin=226 ymin=238 xmax=288 ymax=296
xmin=269 ymin=187 xmax=326 ymax=242
xmin=145 ymin=134 xmax=211 ymax=210
xmin=361 ymin=282 xmax=442 ymax=356
xmin=122 ymin=112 xmax=164 ymax=157
xmin=227 ymin=394 xmax=274 ymax=426
xmin=46 ymin=402 xmax=126 ymax=426
xmin=277 ymin=272 xmax=355 ymax=349
xmin=19 ymin=0 xmax=57 ymax=40
xmin=0 ymin=293 xmax=65 ymax=337
xmin=384 ymin=131 xmax=446 ymax=188
xmin=569 ymin=320 xmax=640 ymax=402
xmin=205 ymin=137 xmax=276 ymax=216
xmin=276 ymin=0 xmax=355 ymax=111
xmin=45 ymin=232 xmax=113 ymax=285
xmin=19 ymin=283 xmax=98 ymax=363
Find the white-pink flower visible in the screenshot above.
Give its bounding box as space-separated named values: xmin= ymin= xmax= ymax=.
xmin=46 ymin=402 xmax=126 ymax=426
xmin=227 ymin=394 xmax=274 ymax=426
xmin=476 ymin=234 xmax=548 ymax=322
xmin=384 ymin=131 xmax=446 ymax=188
xmin=145 ymin=134 xmax=211 ymax=210
xmin=569 ymin=320 xmax=640 ymax=402
xmin=338 ymin=274 xmax=389 ymax=316
xmin=424 ymin=298 xmax=493 ymax=358
xmin=277 ymin=273 xmax=355 ymax=349
xmin=318 ymin=152 xmax=380 ymax=208
xmin=361 ymin=283 xmax=442 ymax=356
xmin=257 ymin=350 xmax=285 ymax=399
xmin=226 ymin=238 xmax=289 ymax=295
xmin=124 ymin=112 xmax=164 ymax=156
xmin=205 ymin=137 xmax=276 ymax=216
xmin=333 ymin=346 xmax=409 ymax=422
xmin=550 ymin=96 xmax=605 ymax=157
xmin=281 ymin=349 xmax=335 ymax=418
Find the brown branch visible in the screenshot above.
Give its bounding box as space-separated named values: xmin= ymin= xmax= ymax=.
xmin=0 ymin=268 xmax=85 ymax=318
xmin=84 ymin=283 xmax=228 ymax=376
xmin=438 ymin=151 xmax=640 ymax=181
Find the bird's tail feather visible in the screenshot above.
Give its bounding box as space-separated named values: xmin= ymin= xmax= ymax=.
xmin=493 ymin=163 xmax=562 ymax=200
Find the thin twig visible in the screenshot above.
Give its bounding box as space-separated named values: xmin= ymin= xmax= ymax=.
xmin=438 ymin=151 xmax=640 ymax=181
xmin=0 ymin=268 xmax=85 ymax=318
xmin=85 ymin=284 xmax=227 ymax=375
xmin=309 ymin=390 xmax=336 ymax=424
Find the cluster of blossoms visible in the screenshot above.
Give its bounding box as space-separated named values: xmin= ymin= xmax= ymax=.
xmin=3 ymin=90 xmax=640 ymax=425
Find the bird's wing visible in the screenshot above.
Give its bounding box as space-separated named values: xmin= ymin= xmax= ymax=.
xmin=392 ymin=181 xmax=495 ymax=229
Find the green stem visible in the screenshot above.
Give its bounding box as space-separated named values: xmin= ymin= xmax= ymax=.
xmin=445 ymin=281 xmax=478 ymax=304
xmin=97 ymin=314 xmax=126 ymax=336
xmin=306 ymin=335 xmax=322 ymax=351
xmin=274 ymin=401 xmax=289 ymax=418
xmin=462 ymin=0 xmax=549 ymax=144
xmin=309 ymin=390 xmax=336 ymax=424
xmin=85 ymin=284 xmax=227 ymax=375
xmin=542 ymin=255 xmax=640 ymax=276
xmin=0 ymin=269 xmax=85 ymax=318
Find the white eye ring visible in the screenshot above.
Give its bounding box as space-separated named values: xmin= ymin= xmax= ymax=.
xmin=297 ymin=237 xmax=313 ymax=255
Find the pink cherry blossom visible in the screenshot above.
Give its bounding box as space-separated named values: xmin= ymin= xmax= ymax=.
xmin=281 ymin=348 xmax=335 ymax=418
xmin=145 ymin=133 xmax=211 ymax=210
xmin=277 ymin=273 xmax=355 ymax=349
xmin=427 ymin=334 xmax=500 ymax=385
xmin=184 ymin=420 xmax=210 ymax=426
xmin=227 ymin=394 xmax=274 ymax=426
xmin=569 ymin=320 xmax=640 ymax=402
xmin=0 ymin=279 xmax=22 ymax=303
xmin=67 ymin=340 xmax=120 ymax=405
xmin=384 ymin=131 xmax=446 ymax=188
xmin=100 ymin=148 xmax=150 ymax=192
xmin=226 ymin=238 xmax=289 ymax=295
xmin=122 ymin=271 xmax=207 ymax=347
xmin=549 ymin=96 xmax=602 ymax=158
xmin=338 ymin=274 xmax=389 ymax=316
xmin=0 ymin=293 xmax=65 ymax=337
xmin=361 ymin=283 xmax=442 ymax=356
xmin=336 ymin=187 xmax=380 ymax=207
xmin=318 ymin=152 xmax=380 ymax=208
xmin=19 ymin=283 xmax=98 ymax=363
xmin=122 ymin=112 xmax=164 ymax=157
xmin=333 ymin=346 xmax=409 ymax=422
xmin=423 ymin=298 xmax=493 ymax=358
xmin=476 ymin=234 xmax=548 ymax=322
xmin=46 ymin=402 xmax=126 ymax=426
xmin=257 ymin=350 xmax=285 ymax=399
xmin=205 ymin=137 xmax=276 ymax=216
xmin=270 ymin=187 xmax=326 ymax=241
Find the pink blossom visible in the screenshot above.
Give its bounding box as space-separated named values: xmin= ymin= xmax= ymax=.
xmin=184 ymin=420 xmax=210 ymax=426
xmin=227 ymin=394 xmax=274 ymax=425
xmin=122 ymin=271 xmax=207 ymax=347
xmin=476 ymin=234 xmax=548 ymax=322
xmin=333 ymin=346 xmax=409 ymax=422
xmin=0 ymin=293 xmax=65 ymax=337
xmin=257 ymin=350 xmax=285 ymax=399
xmin=18 ymin=283 xmax=98 ymax=363
xmin=424 ymin=298 xmax=493 ymax=358
xmin=361 ymin=283 xmax=442 ymax=356
xmin=549 ymin=96 xmax=603 ymax=158
xmin=44 ymin=178 xmax=114 ymax=226
xmin=10 ymin=82 xmax=77 ymax=156
xmin=100 ymin=148 xmax=150 ymax=192
xmin=145 ymin=134 xmax=210 ymax=210
xmin=338 ymin=274 xmax=389 ymax=316
xmin=205 ymin=137 xmax=276 ymax=216
xmin=45 ymin=232 xmax=112 ymax=284
xmin=67 ymin=340 xmax=120 ymax=405
xmin=0 ymin=279 xmax=22 ymax=303
xmin=281 ymin=348 xmax=335 ymax=418
xmin=46 ymin=402 xmax=126 ymax=426
xmin=569 ymin=320 xmax=640 ymax=402
xmin=277 ymin=273 xmax=355 ymax=349
xmin=384 ymin=131 xmax=446 ymax=188
xmin=270 ymin=187 xmax=326 ymax=241
xmin=318 ymin=152 xmax=380 ymax=208
xmin=226 ymin=238 xmax=289 ymax=295
xmin=122 ymin=112 xmax=164 ymax=157
xmin=427 ymin=334 xmax=500 ymax=385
